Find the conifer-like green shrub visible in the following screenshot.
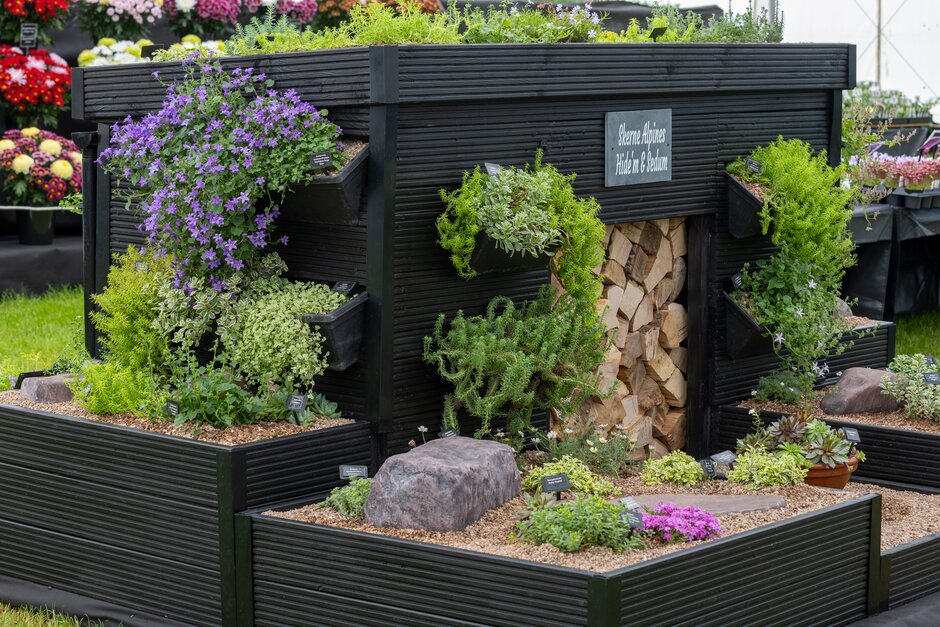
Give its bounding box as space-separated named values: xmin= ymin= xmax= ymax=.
xmin=69 ymin=361 xmax=165 ymax=418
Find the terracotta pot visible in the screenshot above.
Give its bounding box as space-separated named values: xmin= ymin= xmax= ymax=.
xmin=804 ymin=455 xmax=859 ymax=489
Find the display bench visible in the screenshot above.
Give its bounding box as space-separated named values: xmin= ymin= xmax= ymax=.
xmin=73 ymin=43 xmax=857 ymax=458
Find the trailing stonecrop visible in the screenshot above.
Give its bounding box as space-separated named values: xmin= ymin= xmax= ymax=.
xmin=883 ymin=354 xmax=940 ymax=422
xmin=323 ymin=478 xmax=372 ymax=517
xmin=640 ymin=451 xmax=706 ymax=487
xmin=423 ymin=288 xmax=608 ymax=437
xmin=521 ymin=455 xmax=617 ymax=496
xmin=100 ymin=57 xmax=343 ymax=299
xmin=437 ymin=151 xmax=605 ymax=312
xmin=728 ymin=138 xmax=859 ymax=398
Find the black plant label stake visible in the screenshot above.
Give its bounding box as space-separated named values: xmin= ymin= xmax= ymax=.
xmin=745 ymin=157 xmax=763 ymax=174
xmin=711 ymin=450 xmax=737 ymax=466
xmin=841 ymin=428 xmax=861 ymax=444
xmin=924 ymin=372 xmax=940 ymax=385
xmin=438 ymin=428 xmax=458 ymax=439
xmin=339 ymin=464 xmax=369 ymax=480
xmin=310 ymin=151 xmax=332 ymax=171
xmin=165 ymin=400 xmax=180 ymax=418
xmin=19 ymin=23 xmax=38 ymax=52
xmin=484 ymin=162 xmax=501 ymax=176
xmin=285 ymin=393 xmax=307 ymax=425
xmin=332 ymin=280 xmax=357 ymax=294
xmin=731 ymin=272 xmax=744 ymax=290
xmin=541 ymin=473 xmax=570 ymax=500
xmin=699 ymin=459 xmax=718 ymax=478
xmin=619 ymin=509 xmax=644 ymax=530
xmin=619 ymin=496 xmax=642 ymax=511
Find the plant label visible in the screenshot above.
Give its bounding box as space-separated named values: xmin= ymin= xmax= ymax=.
xmin=841 ymin=427 xmax=861 ymax=444
xmin=339 ymin=464 xmax=369 ymax=480
xmin=285 ymin=394 xmax=308 ymax=412
xmin=924 ymin=372 xmax=940 ymax=385
xmin=19 ymin=23 xmax=38 ymax=51
xmin=165 ymin=400 xmax=180 ymax=417
xmin=926 ymin=355 xmax=938 ymax=367
xmin=484 ymin=162 xmax=501 ymax=176
xmin=310 ymin=151 xmax=332 ymax=170
xmin=619 ymin=509 xmax=644 ymax=529
xmin=135 ymin=262 xmax=147 ymax=271
xmin=731 ymin=272 xmax=744 ymax=290
xmin=711 ymin=450 xmax=737 ymax=465
xmin=541 ymin=473 xmax=570 ymax=493
xmin=332 ymin=280 xmax=357 ymax=294
xmin=438 ymin=428 xmax=458 ymax=439
xmin=745 ymin=157 xmax=764 ymax=174
xmin=699 ymin=459 xmax=717 ymax=478
xmin=605 ymin=109 xmax=672 ymax=187
xmin=648 ymin=26 xmax=668 ymax=41
xmin=619 ymin=496 xmax=641 ymax=511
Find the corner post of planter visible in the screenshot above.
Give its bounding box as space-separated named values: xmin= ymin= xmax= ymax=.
xmin=92 ymin=123 xmax=112 ymax=358
xmin=234 ymin=513 xmax=255 ymax=627
xmin=886 ymin=321 xmax=897 ymax=362
xmin=587 ymin=574 xmax=619 ymax=627
xmin=686 ymin=214 xmax=714 ymax=456
xmin=71 ymin=67 xmax=85 ymax=121
xmin=73 ymin=130 xmax=100 ymax=357
xmin=217 ymin=448 xmax=248 ymax=626
xmin=366 ymin=45 xmax=400 ymax=455
xmin=867 ymin=493 xmax=888 ymax=615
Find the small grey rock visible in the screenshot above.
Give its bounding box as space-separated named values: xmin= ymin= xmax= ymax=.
xmin=820 ymin=367 xmax=899 ymax=415
xmin=20 ymin=374 xmax=74 ymax=404
xmin=364 ymin=436 xmax=520 ymax=532
xmin=833 ymin=297 xmax=854 ymax=319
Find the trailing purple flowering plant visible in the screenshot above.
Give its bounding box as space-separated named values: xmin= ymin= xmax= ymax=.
xmin=99 ymin=55 xmax=343 ymax=297
xmin=641 ymin=503 xmax=721 ymax=543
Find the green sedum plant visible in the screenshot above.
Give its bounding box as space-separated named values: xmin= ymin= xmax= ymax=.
xmin=522 ymin=455 xmax=617 ymax=496
xmin=640 ymin=451 xmax=706 ymax=487
xmin=323 ymin=477 xmax=372 ymax=517
xmin=515 ymin=494 xmax=643 ymax=553
xmin=727 ymin=449 xmax=808 ymax=489
xmin=883 ymin=354 xmax=940 ymax=422
xmin=423 ymin=288 xmax=608 ymax=436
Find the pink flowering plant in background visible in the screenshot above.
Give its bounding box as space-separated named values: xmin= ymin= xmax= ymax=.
xmin=641 ymin=503 xmax=721 ymax=543
xmin=244 ymin=0 xmax=319 ymax=25
xmin=78 ymin=0 xmax=164 ymax=41
xmin=857 ymin=152 xmax=940 ymax=189
xmin=99 ymin=55 xmax=343 ymax=296
xmin=166 ymin=0 xmax=242 ymax=38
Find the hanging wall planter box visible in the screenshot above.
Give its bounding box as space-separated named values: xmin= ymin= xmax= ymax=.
xmin=0 ymin=403 xmax=372 ymax=626
xmin=715 ymin=405 xmax=940 ymax=494
xmin=303 ymin=291 xmax=368 ymax=371
xmin=236 ymin=495 xmax=879 ymax=626
xmin=725 ymin=172 xmax=765 ymax=239
xmin=469 ymin=231 xmax=555 ymax=275
xmin=723 ymin=291 xmax=773 ymax=359
xmin=279 ymin=146 xmax=369 ymax=226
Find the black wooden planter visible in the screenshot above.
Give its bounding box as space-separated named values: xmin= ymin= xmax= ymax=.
xmin=280 ymin=146 xmax=369 ymax=226
xmin=304 ymin=291 xmax=368 ymax=371
xmin=722 ymin=291 xmax=772 ymax=359
xmin=235 ymin=495 xmax=879 ymax=626
xmin=886 ymin=187 xmax=940 ymax=209
xmin=715 ymin=404 xmax=940 ymax=494
xmin=882 ymin=533 xmax=940 ymax=610
xmin=0 ymin=403 xmax=372 ymax=626
xmin=469 ymin=231 xmax=555 ymax=275
xmin=725 ymin=172 xmax=764 ymax=239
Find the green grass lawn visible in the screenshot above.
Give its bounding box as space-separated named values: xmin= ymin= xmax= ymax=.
xmin=894 ymin=311 xmax=940 ymax=357
xmin=0 ymin=287 xmax=83 ymax=391
xmin=0 ymin=602 xmax=91 ymax=627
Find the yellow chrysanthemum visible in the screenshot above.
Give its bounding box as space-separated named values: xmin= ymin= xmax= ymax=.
xmin=127 ymin=45 xmax=142 ymax=58
xmin=12 ymin=154 xmax=34 ymax=174
xmin=39 ymin=139 xmax=62 ymax=156
xmin=97 ymin=37 xmax=117 ymax=47
xmin=68 ymin=151 xmax=82 ymax=164
xmin=181 ymin=34 xmax=201 ymax=45
xmin=21 ymin=127 xmax=40 ymax=137
xmin=0 ymin=139 xmax=15 ymax=152
xmin=50 ymin=159 xmax=74 ymax=180
xmin=77 ymin=50 xmax=97 ymax=66
xmin=136 ymin=38 xmax=154 ymax=47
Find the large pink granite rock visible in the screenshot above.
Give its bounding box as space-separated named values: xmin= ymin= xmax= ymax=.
xmin=20 ymin=374 xmax=74 ymax=404
xmin=820 ymin=367 xmax=899 ymax=415
xmin=364 ymin=436 xmax=520 ymax=532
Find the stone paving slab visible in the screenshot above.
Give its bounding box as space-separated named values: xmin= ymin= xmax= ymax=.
xmin=623 ymin=494 xmax=787 ymax=515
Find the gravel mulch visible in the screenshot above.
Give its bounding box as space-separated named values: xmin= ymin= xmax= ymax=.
xmin=740 ymin=396 xmax=940 ymax=436
xmin=0 ymin=390 xmax=351 ymax=446
xmin=846 ymin=482 xmax=940 ymax=550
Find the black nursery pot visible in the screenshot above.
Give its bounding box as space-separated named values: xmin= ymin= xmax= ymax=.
xmin=725 ymin=172 xmax=765 ymax=239
xmin=303 ymin=291 xmax=368 ymax=372
xmin=16 ymin=209 xmax=54 ymax=245
xmin=279 ymin=146 xmax=369 ymax=226
xmin=469 ymin=231 xmax=555 ymax=275
xmin=723 ymin=291 xmax=773 ymax=359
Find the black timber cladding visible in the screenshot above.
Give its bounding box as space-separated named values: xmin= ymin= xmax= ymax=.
xmin=239 ymin=495 xmax=876 ymax=626
xmin=0 ymin=404 xmax=372 ymax=626
xmin=75 ymin=43 xmax=855 ymax=454
xmin=884 ymin=534 xmax=940 ymax=608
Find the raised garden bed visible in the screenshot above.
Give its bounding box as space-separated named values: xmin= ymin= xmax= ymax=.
xmin=715 ymin=404 xmax=940 ymax=494
xmin=883 ymin=532 xmax=940 ymax=610
xmin=0 ymin=400 xmax=372 ymax=626
xmin=236 ymin=493 xmax=879 ymax=626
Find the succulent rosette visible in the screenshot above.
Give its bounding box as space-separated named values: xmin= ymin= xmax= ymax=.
xmin=0 ymin=46 xmax=71 ymax=128
xmin=166 ymin=0 xmax=241 ymax=38
xmin=0 ymin=128 xmax=82 ymax=206
xmin=78 ymin=38 xmax=154 ymax=67
xmin=79 ymin=0 xmax=164 ymax=42
xmin=244 ymin=0 xmax=318 ymax=25
xmin=0 ymin=0 xmax=70 ymax=42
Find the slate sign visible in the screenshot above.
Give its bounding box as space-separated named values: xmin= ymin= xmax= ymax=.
xmin=745 ymin=157 xmax=764 ymax=174
xmin=841 ymin=428 xmax=861 ymax=444
xmin=924 ymin=372 xmax=940 ymax=385
xmin=438 ymin=428 xmax=458 ymax=439
xmin=332 ymin=280 xmax=357 ymax=294
xmin=339 ymin=464 xmax=369 ymax=480
xmin=165 ymin=400 xmax=180 ymax=417
xmin=541 ymin=473 xmax=570 ymax=493
xmin=731 ymin=272 xmax=744 ymax=290
xmin=286 ymin=394 xmax=308 ymax=412
xmin=711 ymin=450 xmax=738 ymax=465
xmin=620 ymin=509 xmax=644 ymax=529
xmin=699 ymin=459 xmax=717 ymax=477
xmin=605 ymin=109 xmax=672 ymax=187
xmin=484 ymin=162 xmax=501 ymax=176
xmin=619 ymin=496 xmax=641 ymax=511
xmin=310 ymin=151 xmax=332 ymax=170
xmin=19 ymin=23 xmax=38 ymax=50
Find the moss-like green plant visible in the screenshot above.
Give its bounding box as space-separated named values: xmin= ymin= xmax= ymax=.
xmin=218 ymin=276 xmax=347 ymax=389
xmin=91 ymin=247 xmax=172 ymax=371
xmin=324 ymin=478 xmax=372 ymax=517
xmin=69 ymin=361 xmax=165 ymax=418
xmin=423 ymin=288 xmax=608 ymax=436
xmin=437 ymin=151 xmax=604 ymax=313
xmin=727 ymin=449 xmax=808 ymax=490
xmin=640 ymin=451 xmax=706 ymax=487
xmin=515 ymin=494 xmax=643 ymax=553
xmin=522 ymin=455 xmax=617 ymax=496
